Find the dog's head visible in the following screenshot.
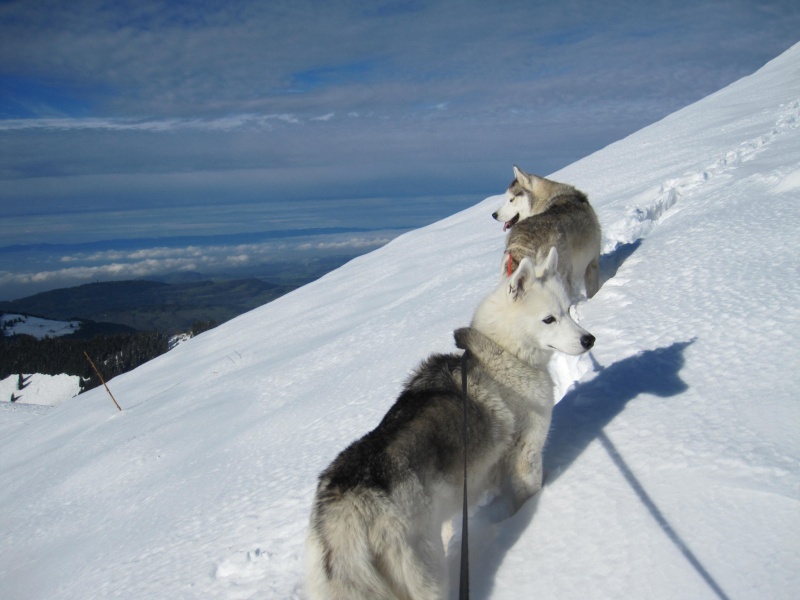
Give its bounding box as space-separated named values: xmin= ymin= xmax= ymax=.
xmin=474 ymin=248 xmax=595 ymax=363
xmin=492 ymin=166 xmax=565 ymax=231
xmin=492 ymin=166 xmax=540 ymax=231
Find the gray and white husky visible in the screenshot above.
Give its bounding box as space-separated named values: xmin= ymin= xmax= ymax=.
xmin=493 ymin=166 xmax=601 ymax=299
xmin=306 ymin=249 xmax=595 ymax=600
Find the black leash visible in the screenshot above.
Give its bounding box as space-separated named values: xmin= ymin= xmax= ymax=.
xmin=459 ymin=350 xmax=470 ymax=600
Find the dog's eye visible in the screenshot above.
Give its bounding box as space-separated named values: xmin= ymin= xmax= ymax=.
xmin=542 ymin=316 xmax=556 ymax=324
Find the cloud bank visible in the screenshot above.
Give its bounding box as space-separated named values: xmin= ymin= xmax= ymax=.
xmin=0 ymin=233 xmax=396 ymax=299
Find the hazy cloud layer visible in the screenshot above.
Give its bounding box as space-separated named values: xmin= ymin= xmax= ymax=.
xmin=0 ymin=233 xmax=396 ymax=299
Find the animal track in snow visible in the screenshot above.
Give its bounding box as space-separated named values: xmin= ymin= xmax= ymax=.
xmin=603 ymin=98 xmax=800 ymax=254
xmin=214 ymin=545 xmax=305 ymax=599
xmin=565 ymin=98 xmax=800 ymax=400
xmin=603 ymin=184 xmax=682 ymax=252
xmin=215 ymin=547 xmax=267 ymax=580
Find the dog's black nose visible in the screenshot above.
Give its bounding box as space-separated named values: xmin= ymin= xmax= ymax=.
xmin=581 ymin=334 xmax=595 ymax=350
xmin=492 ymin=211 xmax=498 ymax=220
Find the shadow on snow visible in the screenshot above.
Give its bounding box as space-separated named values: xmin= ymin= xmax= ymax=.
xmin=600 ymin=238 xmax=642 ymax=285
xmin=449 ymin=339 xmax=729 ymax=600
xmin=545 ymin=339 xmax=693 ymax=484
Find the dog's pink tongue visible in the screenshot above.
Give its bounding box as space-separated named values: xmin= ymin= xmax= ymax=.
xmin=503 ymin=221 xmax=512 ymax=232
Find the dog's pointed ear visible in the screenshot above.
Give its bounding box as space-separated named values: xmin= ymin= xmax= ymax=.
xmin=535 ymin=247 xmax=559 ymax=279
xmin=513 ymin=165 xmax=543 ymax=191
xmin=508 ymin=257 xmax=536 ymax=301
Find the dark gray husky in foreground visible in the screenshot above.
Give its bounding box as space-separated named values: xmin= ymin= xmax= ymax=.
xmin=494 ymin=165 xmax=602 ymax=299
xmin=306 ymin=250 xmax=595 ymax=600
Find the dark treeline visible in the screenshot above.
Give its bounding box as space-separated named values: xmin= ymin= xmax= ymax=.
xmin=1 ymin=332 xmax=169 ymax=393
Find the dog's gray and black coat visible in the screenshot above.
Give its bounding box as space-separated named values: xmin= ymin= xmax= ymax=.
xmin=307 ymin=326 xmax=555 ymax=600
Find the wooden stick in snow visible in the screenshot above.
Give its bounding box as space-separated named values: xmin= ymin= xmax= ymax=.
xmin=84 ymin=351 xmax=122 ymax=412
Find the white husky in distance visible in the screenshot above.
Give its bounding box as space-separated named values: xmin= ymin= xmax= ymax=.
xmin=306 ymin=248 xmax=595 ymax=600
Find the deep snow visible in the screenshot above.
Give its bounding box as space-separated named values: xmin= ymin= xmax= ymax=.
xmin=1 ymin=43 xmax=799 ymax=600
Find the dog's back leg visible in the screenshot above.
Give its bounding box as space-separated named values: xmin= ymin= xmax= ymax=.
xmin=371 ymin=518 xmax=446 ymax=600
xmin=308 ymin=494 xmax=445 ymax=600
xmin=307 ymin=493 xmax=400 ymax=600
xmin=584 ymin=256 xmax=600 ymax=298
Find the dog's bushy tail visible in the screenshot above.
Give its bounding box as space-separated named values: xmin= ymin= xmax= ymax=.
xmin=306 ymin=485 xmax=442 ymax=600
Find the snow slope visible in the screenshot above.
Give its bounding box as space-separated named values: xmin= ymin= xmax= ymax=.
xmin=1 ymin=44 xmax=799 ymax=600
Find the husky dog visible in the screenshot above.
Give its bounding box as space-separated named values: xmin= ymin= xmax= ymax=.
xmin=306 ymin=249 xmax=595 ymax=600
xmin=493 ymin=166 xmax=601 ymax=299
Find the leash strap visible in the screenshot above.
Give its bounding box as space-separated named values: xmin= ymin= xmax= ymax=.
xmin=459 ymin=350 xmax=470 ymax=600
xmin=507 ymin=254 xmax=513 ymax=277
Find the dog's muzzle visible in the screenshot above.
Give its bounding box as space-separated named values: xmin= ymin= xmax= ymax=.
xmin=497 ymin=213 xmax=520 ymax=231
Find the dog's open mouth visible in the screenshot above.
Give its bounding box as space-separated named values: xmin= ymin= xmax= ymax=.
xmin=503 ymin=214 xmax=520 ymax=231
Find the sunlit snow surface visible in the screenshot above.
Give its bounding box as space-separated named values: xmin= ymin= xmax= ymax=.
xmin=1 ymin=44 xmax=799 ymax=599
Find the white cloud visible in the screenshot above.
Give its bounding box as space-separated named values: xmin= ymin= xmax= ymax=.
xmin=3 ymin=235 xmax=395 ymax=289
xmin=0 ymin=114 xmax=305 ymax=132
xmin=295 ymin=237 xmax=392 ymax=251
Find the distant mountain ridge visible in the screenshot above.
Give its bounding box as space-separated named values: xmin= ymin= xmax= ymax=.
xmin=0 ymin=277 xmax=292 ymax=333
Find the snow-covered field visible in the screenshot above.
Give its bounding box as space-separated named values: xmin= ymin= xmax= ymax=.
xmin=0 ymin=43 xmax=798 ymax=600
xmin=1 ymin=313 xmax=81 ymax=338
xmin=0 ymin=374 xmax=81 ymax=437
xmin=0 ymin=373 xmax=80 ymax=407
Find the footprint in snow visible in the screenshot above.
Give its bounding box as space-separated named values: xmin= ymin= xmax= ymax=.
xmin=214 ymin=547 xmax=271 ymax=583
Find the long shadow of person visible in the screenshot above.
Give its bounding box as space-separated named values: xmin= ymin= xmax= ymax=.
xmin=451 ymin=339 xmax=706 ymax=600
xmin=545 ymin=338 xmax=693 ymax=483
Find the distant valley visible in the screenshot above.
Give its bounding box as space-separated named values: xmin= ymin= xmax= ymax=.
xmin=0 ymin=269 xmax=322 ymax=402
xmin=0 ymin=256 xmax=351 ymax=334
xmin=1 ymin=258 xmax=350 ymax=398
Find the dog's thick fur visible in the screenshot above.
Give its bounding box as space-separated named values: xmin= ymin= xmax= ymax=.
xmin=306 ymin=250 xmax=595 ymax=600
xmin=493 ymin=166 xmax=601 ymax=299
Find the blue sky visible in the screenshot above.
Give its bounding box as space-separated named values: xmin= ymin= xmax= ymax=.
xmin=0 ymin=0 xmax=798 ymax=299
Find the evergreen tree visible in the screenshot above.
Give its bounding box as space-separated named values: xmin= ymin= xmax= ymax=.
xmin=0 ymin=330 xmax=170 ymax=393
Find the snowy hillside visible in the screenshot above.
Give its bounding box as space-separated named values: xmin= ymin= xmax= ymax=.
xmin=1 ymin=43 xmax=799 ymax=600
